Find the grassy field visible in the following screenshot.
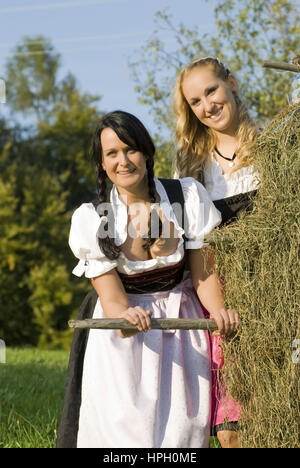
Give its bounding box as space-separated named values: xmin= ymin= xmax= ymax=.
xmin=0 ymin=347 xmax=220 ymax=448
xmin=0 ymin=348 xmax=68 ymax=448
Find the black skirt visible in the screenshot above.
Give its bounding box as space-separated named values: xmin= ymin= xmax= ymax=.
xmin=56 ymin=289 xmax=97 ymax=448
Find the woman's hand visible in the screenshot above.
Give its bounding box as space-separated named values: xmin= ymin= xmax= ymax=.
xmin=210 ymin=308 xmax=240 ymax=337
xmin=117 ymin=307 xmax=152 ymax=338
xmin=91 ymin=270 xmax=152 ymax=339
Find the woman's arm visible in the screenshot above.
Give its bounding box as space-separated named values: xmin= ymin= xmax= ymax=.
xmin=188 ymin=246 xmax=239 ymax=335
xmin=91 ymin=269 xmax=152 ymax=338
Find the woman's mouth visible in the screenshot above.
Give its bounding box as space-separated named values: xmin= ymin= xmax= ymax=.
xmin=209 ymin=107 xmax=223 ymax=121
xmin=117 ymin=169 xmax=136 ymax=176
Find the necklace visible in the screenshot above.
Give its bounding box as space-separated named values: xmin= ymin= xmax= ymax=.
xmin=214 ymin=147 xmax=236 ymax=167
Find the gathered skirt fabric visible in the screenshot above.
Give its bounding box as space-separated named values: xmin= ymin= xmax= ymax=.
xmin=73 ymin=278 xmax=211 ymax=448
xmin=201 ymin=295 xmax=240 ymax=430
xmin=209 ymin=334 xmax=240 ymax=428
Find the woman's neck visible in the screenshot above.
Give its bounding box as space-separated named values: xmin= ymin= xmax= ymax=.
xmin=215 ymin=133 xmax=239 ymax=153
xmin=117 ymin=177 xmax=151 ymax=206
xmin=210 ymin=132 xmax=240 ymax=175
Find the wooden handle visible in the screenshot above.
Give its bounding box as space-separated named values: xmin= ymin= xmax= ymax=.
xmin=68 ymin=318 xmax=218 ymax=332
xmin=262 ymin=61 xmax=300 ymax=73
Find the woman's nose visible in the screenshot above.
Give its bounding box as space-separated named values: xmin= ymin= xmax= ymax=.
xmin=118 ymin=151 xmax=129 ymax=165
xmin=202 ymin=97 xmax=214 ymax=114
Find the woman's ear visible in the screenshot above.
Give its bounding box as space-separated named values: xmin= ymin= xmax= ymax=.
xmin=228 ymin=73 xmax=238 ymax=93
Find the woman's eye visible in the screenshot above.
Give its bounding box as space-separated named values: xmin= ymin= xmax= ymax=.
xmin=127 ymin=148 xmax=136 ymax=154
xmin=207 ymin=86 xmax=218 ymax=95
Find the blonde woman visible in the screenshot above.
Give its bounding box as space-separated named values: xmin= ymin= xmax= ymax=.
xmin=174 ymin=57 xmax=260 ymax=448
xmin=174 ymin=56 xmax=259 ymax=226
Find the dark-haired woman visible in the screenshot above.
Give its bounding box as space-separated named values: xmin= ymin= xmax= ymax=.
xmin=57 ymin=111 xmax=239 ymax=448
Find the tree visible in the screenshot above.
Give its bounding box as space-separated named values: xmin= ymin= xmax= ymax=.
xmin=5 ymin=36 xmax=60 ymax=122
xmin=36 ymin=73 xmax=101 ymax=210
xmin=0 ymin=135 xmax=39 ymax=345
xmin=0 ymin=38 xmax=102 ymax=348
xmin=129 ymin=0 xmax=300 ymax=137
xmin=4 ymin=38 xmax=102 ymax=210
xmin=154 ymin=140 xmax=174 ymax=178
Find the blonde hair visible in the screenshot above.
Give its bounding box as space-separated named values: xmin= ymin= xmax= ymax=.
xmin=173 ymin=57 xmax=258 ymax=180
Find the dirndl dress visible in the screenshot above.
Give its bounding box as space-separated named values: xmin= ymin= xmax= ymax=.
xmin=201 ymin=158 xmax=260 ymax=432
xmin=56 ymin=176 xmax=222 ymax=448
xmin=58 ymin=272 xmax=212 ymax=448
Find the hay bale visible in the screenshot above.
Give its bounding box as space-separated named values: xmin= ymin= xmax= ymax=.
xmin=208 ymin=103 xmax=300 ymax=448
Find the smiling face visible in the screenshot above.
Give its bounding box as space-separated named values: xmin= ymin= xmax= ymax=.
xmin=181 ymin=64 xmax=239 ymax=136
xmin=101 ymin=127 xmax=147 ymax=195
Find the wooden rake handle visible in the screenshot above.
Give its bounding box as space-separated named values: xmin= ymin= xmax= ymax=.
xmin=262 ymin=61 xmax=300 ymax=73
xmin=68 ymin=318 xmax=218 ymax=332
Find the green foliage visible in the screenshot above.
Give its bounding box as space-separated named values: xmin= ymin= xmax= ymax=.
xmin=1 ymin=1 xmax=299 ymax=350
xmin=0 ymin=35 xmax=174 ymax=348
xmin=0 ymin=38 xmax=99 ymax=348
xmin=154 ymin=139 xmax=175 ymax=178
xmin=5 ymin=36 xmax=60 ymax=121
xmin=129 ymin=0 xmax=300 ymax=134
xmin=27 ymin=262 xmax=74 ymax=349
xmin=36 ymin=77 xmax=101 ymax=209
xmin=0 ymin=137 xmax=37 ymax=345
xmin=212 ymin=0 xmax=300 ymax=121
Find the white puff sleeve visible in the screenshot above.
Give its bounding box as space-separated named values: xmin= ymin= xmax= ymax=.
xmin=180 ymin=177 xmax=221 ymax=249
xmin=69 ymin=203 xmax=118 ymax=278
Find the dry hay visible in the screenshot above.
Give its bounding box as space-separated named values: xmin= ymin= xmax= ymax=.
xmin=208 ymin=103 xmax=300 ymax=448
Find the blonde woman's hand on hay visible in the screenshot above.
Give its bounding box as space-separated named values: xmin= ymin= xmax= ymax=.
xmin=210 ymin=308 xmax=240 ymax=337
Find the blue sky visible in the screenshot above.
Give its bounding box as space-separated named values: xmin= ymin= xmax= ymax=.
xmin=0 ymin=0 xmax=215 ymax=135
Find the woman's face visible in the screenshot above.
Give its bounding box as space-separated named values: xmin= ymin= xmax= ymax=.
xmin=101 ymin=127 xmax=147 ymax=194
xmin=181 ymin=65 xmax=239 ymax=135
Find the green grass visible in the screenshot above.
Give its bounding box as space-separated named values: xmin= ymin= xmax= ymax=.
xmin=0 ymin=348 xmax=68 ymax=448
xmin=0 ymin=347 xmax=220 ymax=448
